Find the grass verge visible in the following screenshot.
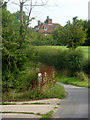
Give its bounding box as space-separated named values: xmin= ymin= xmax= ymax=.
xmin=57 ymin=73 xmax=89 ymax=88
xmin=0 ymin=102 xmax=17 ymax=105
xmin=1 ymin=112 xmax=35 ymax=114
xmin=2 ymin=111 xmax=54 ymax=119
xmin=2 ymin=84 xmax=65 ymax=102
xmin=0 ymin=102 xmax=50 ymax=105
xmin=46 ymin=84 xmax=65 ymax=99
xmin=40 ymin=111 xmax=54 ymax=120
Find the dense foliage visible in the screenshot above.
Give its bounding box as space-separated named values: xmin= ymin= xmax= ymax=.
xmin=26 ymin=46 xmax=88 ymax=76
xmin=2 ymin=9 xmax=26 ymax=92
xmin=52 ymin=17 xmax=88 ymax=48
xmin=2 ymin=6 xmax=89 ymax=98
xmin=2 ymin=9 xmax=57 ymax=93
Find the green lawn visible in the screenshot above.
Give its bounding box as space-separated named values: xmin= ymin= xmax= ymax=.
xmin=34 ymin=46 xmax=89 ymax=59
xmin=57 ymin=73 xmax=89 ymax=88
xmin=77 ymin=46 xmax=89 ymax=59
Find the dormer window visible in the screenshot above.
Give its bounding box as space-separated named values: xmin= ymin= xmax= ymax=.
xmin=43 ymin=27 xmax=47 ymax=31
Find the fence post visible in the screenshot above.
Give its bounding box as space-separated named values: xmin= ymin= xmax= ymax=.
xmin=44 ymin=72 xmax=47 ymax=77
xmin=38 ymin=73 xmax=42 ymax=90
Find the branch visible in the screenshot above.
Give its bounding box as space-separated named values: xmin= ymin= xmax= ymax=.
xmin=23 ymin=0 xmax=28 ymax=4
xmin=0 ymin=0 xmax=10 ymax=8
xmin=11 ymin=2 xmax=19 ymax=6
xmin=23 ymin=4 xmax=46 ymax=6
xmin=23 ymin=0 xmax=49 ymax=7
xmin=3 ymin=41 xmax=20 ymax=46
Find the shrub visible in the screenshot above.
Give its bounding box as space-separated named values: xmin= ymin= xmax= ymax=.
xmin=16 ymin=70 xmax=37 ymax=91
xmin=2 ymin=71 xmax=18 ymax=92
xmin=29 ymin=47 xmax=84 ymax=76
xmin=82 ymin=59 xmax=90 ymax=75
xmin=66 ymin=49 xmax=83 ymax=76
xmin=2 ymin=84 xmax=65 ymax=101
xmin=76 ymin=71 xmax=88 ymax=82
xmin=55 ymin=50 xmax=69 ymax=70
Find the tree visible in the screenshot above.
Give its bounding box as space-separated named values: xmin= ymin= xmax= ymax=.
xmin=52 ymin=25 xmax=67 ymax=45
xmin=84 ymin=20 xmax=90 ymax=46
xmin=64 ymin=17 xmax=87 ymax=49
xmin=10 ymin=0 xmax=48 ymax=48
xmin=13 ymin=11 xmax=28 ymax=24
xmin=53 ymin=17 xmax=87 ymax=49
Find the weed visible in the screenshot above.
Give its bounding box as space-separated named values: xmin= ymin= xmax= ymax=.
xmin=22 ymin=102 xmax=50 ymax=105
xmin=57 ymin=103 xmax=61 ymax=105
xmin=40 ymin=111 xmax=54 ymax=119
xmin=35 ymin=113 xmax=42 ymax=116
xmin=0 ymin=102 xmax=17 ymax=105
xmin=76 ymin=72 xmax=88 ymax=82
xmin=2 ymin=84 xmax=65 ymax=101
xmin=1 ymin=112 xmax=34 ymax=114
xmin=54 ymin=107 xmax=58 ymax=109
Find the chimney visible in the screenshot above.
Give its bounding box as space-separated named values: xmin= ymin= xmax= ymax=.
xmin=38 ymin=20 xmax=40 ymax=25
xmin=48 ymin=19 xmax=52 ymax=24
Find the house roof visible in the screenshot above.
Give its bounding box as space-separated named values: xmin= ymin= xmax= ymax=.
xmin=34 ymin=21 xmax=60 ymax=34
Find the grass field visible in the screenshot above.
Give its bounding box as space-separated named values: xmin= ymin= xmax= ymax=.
xmin=34 ymin=46 xmax=89 ymax=59
xmin=77 ymin=46 xmax=89 ymax=59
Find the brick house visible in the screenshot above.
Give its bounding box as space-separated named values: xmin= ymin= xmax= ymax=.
xmin=34 ymin=17 xmax=60 ymax=36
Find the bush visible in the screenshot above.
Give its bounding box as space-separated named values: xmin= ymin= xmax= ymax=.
xmin=28 ymin=47 xmax=84 ymax=76
xmin=82 ymin=59 xmax=90 ymax=75
xmin=76 ymin=71 xmax=88 ymax=82
xmin=67 ymin=49 xmax=83 ymax=76
xmin=55 ymin=50 xmax=69 ymax=70
xmin=16 ymin=70 xmax=37 ymax=91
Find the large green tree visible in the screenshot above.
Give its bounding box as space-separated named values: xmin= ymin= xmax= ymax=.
xmin=64 ymin=17 xmax=87 ymax=49
xmin=53 ymin=17 xmax=87 ymax=49
xmin=52 ymin=25 xmax=67 ymax=45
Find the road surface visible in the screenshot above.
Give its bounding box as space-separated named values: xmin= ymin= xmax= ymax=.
xmin=52 ymin=83 xmax=89 ymax=119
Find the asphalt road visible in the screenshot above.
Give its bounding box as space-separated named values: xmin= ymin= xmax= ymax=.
xmin=52 ymin=83 xmax=89 ymax=119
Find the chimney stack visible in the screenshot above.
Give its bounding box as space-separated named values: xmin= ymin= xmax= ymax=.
xmin=38 ymin=20 xmax=40 ymax=25
xmin=48 ymin=19 xmax=52 ymax=24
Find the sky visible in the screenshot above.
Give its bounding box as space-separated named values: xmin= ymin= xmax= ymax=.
xmin=6 ymin=0 xmax=89 ymax=27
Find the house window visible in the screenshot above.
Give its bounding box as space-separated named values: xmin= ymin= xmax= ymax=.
xmin=36 ymin=28 xmax=40 ymax=30
xmin=54 ymin=26 xmax=57 ymax=29
xmin=43 ymin=27 xmax=47 ymax=31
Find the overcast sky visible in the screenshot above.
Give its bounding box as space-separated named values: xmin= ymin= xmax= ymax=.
xmin=6 ymin=0 xmax=89 ymax=27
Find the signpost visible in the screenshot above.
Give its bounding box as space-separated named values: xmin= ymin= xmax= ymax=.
xmin=38 ymin=73 xmax=42 ymax=90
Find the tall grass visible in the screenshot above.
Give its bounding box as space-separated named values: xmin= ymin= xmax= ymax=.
xmin=3 ymin=84 xmax=65 ymax=101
